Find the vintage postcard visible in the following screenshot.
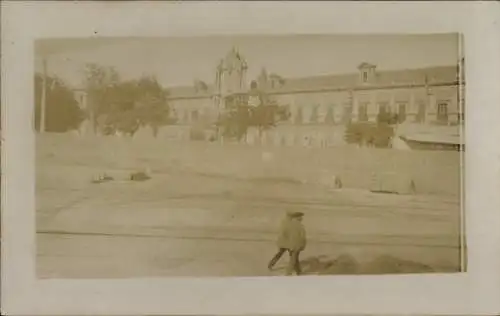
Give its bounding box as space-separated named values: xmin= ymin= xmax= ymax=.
xmin=2 ymin=2 xmax=500 ymax=316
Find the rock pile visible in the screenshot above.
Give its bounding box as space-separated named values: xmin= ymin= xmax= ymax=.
xmin=129 ymin=168 xmax=151 ymax=181
xmin=91 ymin=173 xmax=114 ymax=184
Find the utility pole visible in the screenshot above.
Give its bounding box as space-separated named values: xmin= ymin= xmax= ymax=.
xmin=40 ymin=57 xmax=47 ymax=133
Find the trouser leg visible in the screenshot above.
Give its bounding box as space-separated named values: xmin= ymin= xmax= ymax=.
xmin=285 ymin=250 xmax=302 ymax=276
xmin=286 ymin=250 xmax=301 ymax=276
xmin=268 ymin=248 xmax=286 ymax=269
xmin=294 ymin=251 xmax=302 ymax=275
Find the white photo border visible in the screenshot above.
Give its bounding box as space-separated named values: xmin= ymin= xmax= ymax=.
xmin=2 ymin=1 xmax=500 ymax=315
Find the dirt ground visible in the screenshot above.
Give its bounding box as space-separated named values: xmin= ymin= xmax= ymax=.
xmin=36 ymin=134 xmax=464 ymax=278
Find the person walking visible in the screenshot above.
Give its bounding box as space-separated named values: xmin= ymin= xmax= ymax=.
xmin=286 ymin=212 xmax=306 ymax=276
xmin=267 ymin=211 xmax=293 ymax=270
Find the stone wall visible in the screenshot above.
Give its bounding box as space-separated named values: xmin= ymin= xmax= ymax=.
xmin=38 ymin=133 xmax=462 ymax=197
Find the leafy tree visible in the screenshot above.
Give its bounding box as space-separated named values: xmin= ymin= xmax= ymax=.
xmin=83 ymin=63 xmax=121 ymax=133
xmin=215 ymin=93 xmax=290 ymax=142
xmin=371 ymin=123 xmax=394 ymax=148
xmin=344 ymin=121 xmax=394 ymax=148
xmin=133 ymin=76 xmax=173 ymax=137
xmin=34 ymin=73 xmax=85 ymax=132
xmin=344 ymin=122 xmax=364 ymax=146
xmin=377 ymin=110 xmax=399 ymax=125
xmin=250 ymin=98 xmax=290 ymax=136
xmin=84 ymin=63 xmax=174 ymax=137
xmin=104 ymin=110 xmax=141 ymax=137
xmin=216 ymin=103 xmax=251 ymax=142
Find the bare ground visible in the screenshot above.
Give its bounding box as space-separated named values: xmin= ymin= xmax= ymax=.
xmin=36 ymin=134 xmax=463 ymax=278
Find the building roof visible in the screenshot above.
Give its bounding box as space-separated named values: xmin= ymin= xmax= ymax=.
xmin=400 ymin=133 xmax=463 ymax=146
xmin=398 ymin=123 xmax=463 ymax=145
xmin=165 ymin=64 xmax=459 ymax=100
xmin=358 ymin=62 xmax=377 ymax=69
xmin=268 ymin=65 xmax=458 ymax=94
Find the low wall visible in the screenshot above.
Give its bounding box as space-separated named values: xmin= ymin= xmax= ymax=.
xmin=37 ymin=133 xmax=462 ymax=197
xmin=130 ymin=124 xmax=348 ymax=147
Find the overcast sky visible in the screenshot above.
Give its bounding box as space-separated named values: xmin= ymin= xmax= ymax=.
xmin=35 ymin=34 xmax=460 ymax=88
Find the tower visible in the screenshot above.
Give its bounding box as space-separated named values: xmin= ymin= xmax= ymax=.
xmin=214 ymin=47 xmax=248 ymax=111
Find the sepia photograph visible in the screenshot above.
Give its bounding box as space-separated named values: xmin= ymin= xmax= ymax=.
xmin=34 ymin=34 xmax=466 ymax=279
xmin=4 ymin=1 xmax=500 ymax=315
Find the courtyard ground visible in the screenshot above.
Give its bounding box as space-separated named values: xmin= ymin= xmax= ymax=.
xmin=36 ymin=133 xmax=463 ymax=278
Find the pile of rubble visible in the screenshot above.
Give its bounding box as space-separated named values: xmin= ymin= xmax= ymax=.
xmin=91 ymin=168 xmax=151 ymax=184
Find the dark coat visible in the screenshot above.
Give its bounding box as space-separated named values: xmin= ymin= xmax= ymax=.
xmin=276 ymin=214 xmax=292 ymax=249
xmin=287 ymin=219 xmax=307 ymax=252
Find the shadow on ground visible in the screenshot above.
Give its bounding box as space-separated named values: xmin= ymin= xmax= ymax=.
xmin=299 ymin=253 xmax=450 ymax=275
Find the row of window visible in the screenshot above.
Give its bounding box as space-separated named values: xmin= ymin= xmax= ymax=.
xmin=173 ymin=101 xmax=458 ymax=124
xmin=292 ymin=101 xmax=455 ymax=124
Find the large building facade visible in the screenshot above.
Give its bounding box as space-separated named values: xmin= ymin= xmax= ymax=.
xmin=72 ymin=48 xmax=464 ymax=145
xmin=166 ymin=48 xmax=464 ymax=130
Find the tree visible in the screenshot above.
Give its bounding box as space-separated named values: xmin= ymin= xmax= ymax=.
xmin=250 ymin=98 xmax=290 ymax=139
xmin=84 ymin=63 xmax=121 ymax=133
xmin=377 ymin=110 xmax=399 ymax=125
xmin=34 ymin=73 xmax=85 ymax=132
xmin=216 ymin=106 xmax=250 ymax=142
xmin=84 ymin=63 xmax=174 ymax=137
xmin=344 ymin=121 xmax=394 ymax=148
xmin=215 ymin=93 xmax=290 ymax=142
xmin=344 ymin=122 xmax=364 ymax=146
xmin=133 ymin=76 xmax=173 ymax=137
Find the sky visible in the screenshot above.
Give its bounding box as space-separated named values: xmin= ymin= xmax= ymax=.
xmin=35 ymin=34 xmax=460 ymax=89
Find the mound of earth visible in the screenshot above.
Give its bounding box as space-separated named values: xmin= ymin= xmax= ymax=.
xmin=360 ymin=254 xmax=435 ymax=274
xmin=314 ymin=253 xmax=435 ymax=275
xmin=318 ymin=254 xmax=359 ymax=275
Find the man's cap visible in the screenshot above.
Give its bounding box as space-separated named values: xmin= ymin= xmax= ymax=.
xmin=291 ymin=212 xmax=304 ymax=218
